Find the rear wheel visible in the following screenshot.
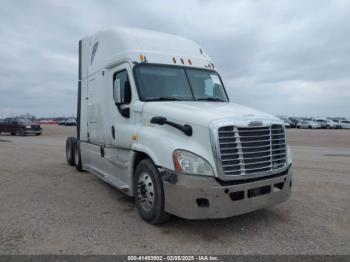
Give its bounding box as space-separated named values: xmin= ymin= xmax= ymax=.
xmin=66 ymin=137 xmax=76 ymax=166
xmin=74 ymin=141 xmax=83 ymax=171
xmin=134 ymin=159 xmax=171 ymax=224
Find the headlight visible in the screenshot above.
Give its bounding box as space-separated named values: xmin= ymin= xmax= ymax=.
xmin=173 ymin=150 xmax=214 ymax=176
xmin=25 ymin=125 xmax=31 ymax=129
xmin=287 ymin=145 xmax=292 ymax=166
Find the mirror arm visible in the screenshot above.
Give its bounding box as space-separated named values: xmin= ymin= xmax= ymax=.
xmin=150 ymin=116 xmax=192 ymax=136
xmin=116 ymin=104 xmax=130 ymax=118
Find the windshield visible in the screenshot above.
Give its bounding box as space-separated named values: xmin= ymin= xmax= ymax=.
xmin=17 ymin=118 xmax=32 ymax=124
xmin=134 ymin=65 xmax=228 ymax=102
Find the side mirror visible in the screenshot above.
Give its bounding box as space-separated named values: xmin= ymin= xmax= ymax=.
xmin=114 ymin=79 xmax=131 ymax=105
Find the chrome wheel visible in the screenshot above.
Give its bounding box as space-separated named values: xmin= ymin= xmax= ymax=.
xmin=137 ymin=172 xmax=155 ymax=211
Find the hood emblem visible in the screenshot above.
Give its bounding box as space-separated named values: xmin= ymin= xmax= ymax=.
xmin=248 ymin=121 xmax=263 ymax=127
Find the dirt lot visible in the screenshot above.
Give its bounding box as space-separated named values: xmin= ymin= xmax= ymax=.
xmin=0 ymin=125 xmax=349 ymax=255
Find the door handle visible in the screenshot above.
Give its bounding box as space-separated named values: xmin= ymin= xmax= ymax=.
xmin=111 ymin=126 xmax=115 ymax=139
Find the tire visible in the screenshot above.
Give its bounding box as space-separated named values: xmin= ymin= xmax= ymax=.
xmin=17 ymin=128 xmax=25 ymax=136
xmin=11 ymin=133 xmax=15 ymax=136
xmin=134 ymin=159 xmax=171 ymax=224
xmin=35 ymin=133 xmax=41 ymax=136
xmin=326 ymin=125 xmax=330 ymax=129
xmin=308 ymin=126 xmax=312 ymax=129
xmin=74 ymin=141 xmax=83 ymax=171
xmin=66 ymin=137 xmax=76 ymax=166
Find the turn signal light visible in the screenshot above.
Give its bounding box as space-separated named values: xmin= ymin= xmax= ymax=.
xmin=139 ymin=54 xmax=145 ymax=62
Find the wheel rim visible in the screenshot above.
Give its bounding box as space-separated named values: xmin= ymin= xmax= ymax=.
xmin=137 ymin=172 xmax=155 ymax=211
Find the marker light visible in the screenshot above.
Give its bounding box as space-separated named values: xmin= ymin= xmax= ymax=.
xmin=139 ymin=54 xmax=145 ymax=62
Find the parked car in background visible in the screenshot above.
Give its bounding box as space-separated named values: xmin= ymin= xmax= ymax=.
xmin=314 ymin=118 xmax=335 ymax=129
xmin=58 ymin=119 xmax=67 ymax=125
xmin=339 ymin=120 xmax=350 ymax=129
xmin=326 ymin=119 xmax=341 ymax=129
xmin=278 ymin=117 xmax=292 ymax=128
xmin=64 ymin=118 xmax=77 ymax=126
xmin=288 ymin=118 xmax=298 ymax=128
xmin=296 ymin=120 xmax=321 ymax=129
xmin=282 ymin=119 xmax=292 ymax=128
xmin=329 ymin=119 xmax=342 ymax=129
xmin=38 ymin=119 xmax=58 ymax=124
xmin=0 ymin=118 xmax=42 ymax=136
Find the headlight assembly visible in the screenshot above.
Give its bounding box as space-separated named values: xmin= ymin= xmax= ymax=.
xmin=172 ymin=150 xmax=214 ymax=176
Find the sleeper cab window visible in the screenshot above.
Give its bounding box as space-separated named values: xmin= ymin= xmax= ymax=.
xmin=113 ymin=70 xmax=132 ymax=104
xmin=90 ymin=42 xmax=99 ymax=64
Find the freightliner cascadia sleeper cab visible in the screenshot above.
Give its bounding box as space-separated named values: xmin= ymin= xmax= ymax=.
xmin=65 ymin=27 xmax=292 ymax=224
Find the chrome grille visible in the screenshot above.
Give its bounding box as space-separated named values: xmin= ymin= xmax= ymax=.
xmin=218 ymin=124 xmax=287 ymax=177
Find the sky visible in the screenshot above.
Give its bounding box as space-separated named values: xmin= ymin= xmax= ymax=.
xmin=0 ymin=0 xmax=349 ymax=118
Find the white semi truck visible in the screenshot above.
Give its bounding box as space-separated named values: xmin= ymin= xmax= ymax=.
xmin=66 ymin=27 xmax=292 ymax=224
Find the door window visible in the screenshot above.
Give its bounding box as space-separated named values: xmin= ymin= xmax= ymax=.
xmin=113 ymin=70 xmax=131 ymax=104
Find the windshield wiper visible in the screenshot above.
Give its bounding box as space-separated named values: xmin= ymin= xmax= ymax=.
xmin=146 ymin=97 xmax=182 ymax=101
xmin=196 ymin=97 xmax=226 ymax=102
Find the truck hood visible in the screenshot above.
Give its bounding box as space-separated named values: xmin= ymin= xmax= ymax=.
xmin=143 ymin=101 xmax=282 ymax=127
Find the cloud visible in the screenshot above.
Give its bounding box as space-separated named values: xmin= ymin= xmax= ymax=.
xmin=0 ymin=0 xmax=349 ymax=118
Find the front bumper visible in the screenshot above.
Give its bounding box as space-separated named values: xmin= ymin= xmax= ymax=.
xmin=24 ymin=129 xmax=42 ymax=135
xmin=162 ymin=167 xmax=292 ymax=219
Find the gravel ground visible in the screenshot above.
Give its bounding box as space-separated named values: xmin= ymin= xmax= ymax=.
xmin=0 ymin=125 xmax=349 ymax=255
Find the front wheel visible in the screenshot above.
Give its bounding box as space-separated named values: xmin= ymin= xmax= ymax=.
xmin=134 ymin=159 xmax=171 ymax=224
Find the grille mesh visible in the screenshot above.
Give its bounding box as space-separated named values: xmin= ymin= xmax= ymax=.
xmin=218 ymin=125 xmax=286 ymax=177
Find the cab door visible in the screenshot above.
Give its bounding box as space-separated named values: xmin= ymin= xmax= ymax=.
xmin=107 ymin=62 xmax=136 ymax=151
